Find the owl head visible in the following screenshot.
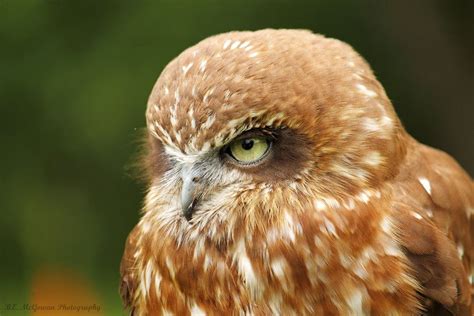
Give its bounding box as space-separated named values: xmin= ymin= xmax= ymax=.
xmin=142 ymin=29 xmax=407 ymax=241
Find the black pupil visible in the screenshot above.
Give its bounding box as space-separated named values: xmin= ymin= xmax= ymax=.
xmin=241 ymin=139 xmax=254 ymax=150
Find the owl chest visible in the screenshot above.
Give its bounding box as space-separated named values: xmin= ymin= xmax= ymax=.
xmin=142 ymin=231 xmax=419 ymax=315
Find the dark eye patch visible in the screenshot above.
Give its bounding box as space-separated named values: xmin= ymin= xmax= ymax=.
xmin=221 ymin=127 xmax=313 ymax=182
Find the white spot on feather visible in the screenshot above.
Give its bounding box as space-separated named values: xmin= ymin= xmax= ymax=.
xmin=154 ymin=122 xmax=175 ymax=147
xmin=345 ymin=288 xmax=365 ymax=314
xmin=224 ymin=89 xmax=231 ymax=101
xmin=203 ymin=254 xmax=212 ymax=271
xmin=356 ymin=83 xmax=377 ymax=98
xmin=175 ymin=131 xmax=182 ymax=143
xmin=410 ymin=211 xmax=423 ymax=220
xmin=283 ymin=212 xmax=296 ymax=242
xmin=323 ymin=197 xmax=340 ymax=209
xmin=182 ymin=62 xmax=193 ymax=75
xmin=364 ymin=151 xmax=383 ymax=166
xmin=314 ymin=199 xmax=326 ymax=211
xmin=223 ymin=39 xmax=231 ymax=49
xmin=193 ymin=238 xmax=205 ymax=261
xmin=289 ymin=181 xmax=298 ymax=190
xmin=162 ymin=309 xmax=174 ymax=316
xmin=380 ymin=216 xmax=391 ymax=234
xmin=323 ymin=218 xmax=337 ymax=237
xmin=154 ymin=272 xmax=162 ymax=297
xmin=381 ymin=233 xmax=403 ymax=257
xmin=266 ymin=227 xmax=279 ymax=245
xmin=133 ymin=249 xmax=141 ymax=259
xmin=362 ymin=118 xmax=381 ymax=132
xmin=271 ymin=258 xmax=292 ymax=292
xmin=144 ymin=260 xmax=153 ymax=294
xmin=233 ymin=239 xmax=258 ymax=296
xmin=344 ymin=198 xmax=356 ymax=210
xmin=199 ymin=59 xmax=207 ymax=72
xmin=240 ymin=41 xmax=250 ymax=48
xmin=230 ymin=40 xmax=240 ymax=49
xmin=380 ymin=116 xmax=393 ymax=127
xmin=357 ymin=192 xmax=370 ymax=204
xmin=203 ymin=88 xmax=214 ymax=104
xmin=201 ymin=114 xmax=216 ymax=130
xmin=190 ymin=303 xmax=206 ymax=316
xmin=201 ymin=141 xmax=211 ymax=152
xmin=240 ymin=255 xmax=257 ymax=288
xmin=457 ymin=244 xmax=464 ymax=258
xmin=271 ymin=258 xmax=287 ymax=280
xmin=173 ymin=89 xmax=180 ymax=106
xmin=249 ymin=52 xmax=259 ymax=58
xmin=269 ymin=294 xmax=283 ymax=315
xmin=141 ymin=221 xmax=151 ymax=233
xmin=189 ymin=107 xmax=196 ymax=129
xmin=165 ymin=256 xmax=175 ymax=279
xmin=339 ymin=253 xmax=353 ymax=268
xmin=354 ymin=264 xmax=369 ymax=280
xmin=418 ymin=177 xmax=432 ymax=195
xmin=170 ymin=113 xmax=178 ymax=128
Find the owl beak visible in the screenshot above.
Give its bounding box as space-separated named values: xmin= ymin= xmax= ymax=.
xmin=181 ymin=167 xmax=201 ymax=221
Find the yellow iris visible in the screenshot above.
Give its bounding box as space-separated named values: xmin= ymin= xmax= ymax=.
xmin=228 ymin=137 xmax=270 ymax=163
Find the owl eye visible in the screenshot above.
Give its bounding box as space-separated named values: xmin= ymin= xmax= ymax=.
xmin=227 ymin=136 xmax=271 ymax=164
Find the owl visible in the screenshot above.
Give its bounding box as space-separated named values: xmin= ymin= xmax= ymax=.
xmin=120 ymin=29 xmax=473 ymax=315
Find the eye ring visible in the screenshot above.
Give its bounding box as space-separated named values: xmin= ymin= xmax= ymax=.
xmin=224 ymin=136 xmax=273 ymax=166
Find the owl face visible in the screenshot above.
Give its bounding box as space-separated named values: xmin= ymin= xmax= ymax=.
xmin=143 ymin=29 xmax=406 ymax=237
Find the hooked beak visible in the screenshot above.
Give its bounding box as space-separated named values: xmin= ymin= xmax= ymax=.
xmin=181 ymin=166 xmax=203 ymax=221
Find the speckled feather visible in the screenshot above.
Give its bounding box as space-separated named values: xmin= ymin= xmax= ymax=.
xmin=120 ymin=29 xmax=473 ymax=315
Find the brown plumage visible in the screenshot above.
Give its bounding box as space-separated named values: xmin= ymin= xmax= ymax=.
xmin=120 ymin=29 xmax=473 ymax=315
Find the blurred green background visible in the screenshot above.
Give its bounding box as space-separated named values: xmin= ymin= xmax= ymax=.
xmin=0 ymin=0 xmax=472 ymax=315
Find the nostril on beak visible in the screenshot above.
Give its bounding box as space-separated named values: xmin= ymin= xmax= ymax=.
xmin=183 ymin=199 xmax=197 ymax=221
